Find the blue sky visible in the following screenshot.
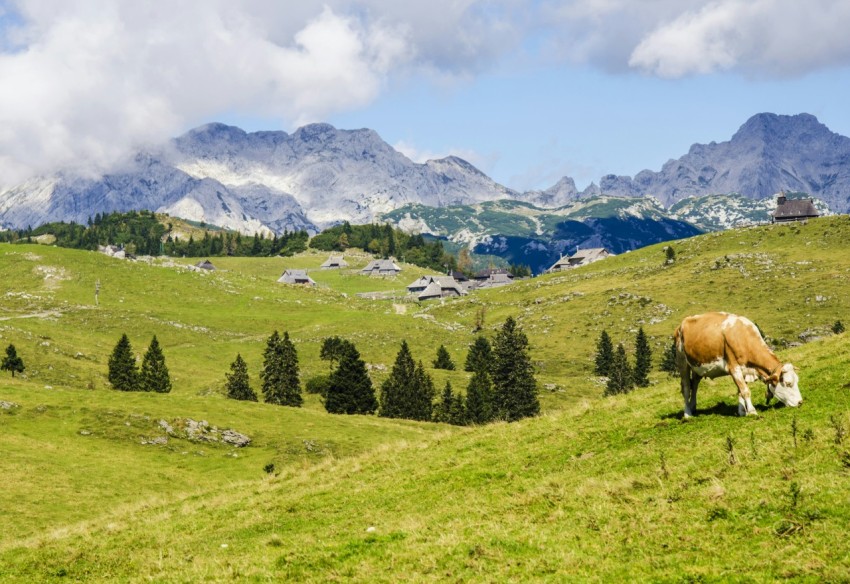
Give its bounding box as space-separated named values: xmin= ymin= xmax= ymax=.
xmin=2 ymin=1 xmax=850 ymax=190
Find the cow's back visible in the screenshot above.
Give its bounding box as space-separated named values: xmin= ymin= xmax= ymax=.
xmin=678 ymin=312 xmax=730 ymax=365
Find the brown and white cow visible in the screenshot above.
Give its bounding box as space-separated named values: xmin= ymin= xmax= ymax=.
xmin=674 ymin=312 xmax=802 ymax=417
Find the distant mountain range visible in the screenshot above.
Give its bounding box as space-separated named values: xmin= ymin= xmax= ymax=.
xmin=0 ymin=113 xmax=846 ymax=247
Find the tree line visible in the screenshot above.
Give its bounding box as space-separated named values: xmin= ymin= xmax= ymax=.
xmin=0 ymin=210 xmax=308 ymax=258
xmin=224 ymin=316 xmax=540 ymax=425
xmin=309 ymin=221 xmax=458 ymax=273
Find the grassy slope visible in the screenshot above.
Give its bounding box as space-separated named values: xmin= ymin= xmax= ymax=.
xmin=2 ymin=217 xmax=850 ymax=581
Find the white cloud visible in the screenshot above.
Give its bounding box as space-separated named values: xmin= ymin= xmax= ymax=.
xmin=2 ymin=0 xmax=850 ymax=183
xmin=628 ymin=0 xmax=850 ymax=77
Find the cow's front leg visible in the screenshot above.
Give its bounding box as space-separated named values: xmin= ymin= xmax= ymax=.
xmin=732 ymin=371 xmax=757 ymax=416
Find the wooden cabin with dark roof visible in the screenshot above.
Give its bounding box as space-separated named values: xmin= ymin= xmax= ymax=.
xmin=772 ymin=194 xmax=819 ymax=223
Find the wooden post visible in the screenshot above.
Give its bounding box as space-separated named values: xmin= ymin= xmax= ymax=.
xmin=95 ymin=279 xmax=100 ymax=306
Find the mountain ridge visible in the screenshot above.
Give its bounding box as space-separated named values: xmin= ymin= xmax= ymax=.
xmin=0 ymin=113 xmax=846 ymax=235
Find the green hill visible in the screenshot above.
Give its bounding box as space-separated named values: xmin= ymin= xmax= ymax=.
xmin=2 ymin=217 xmax=850 ymax=581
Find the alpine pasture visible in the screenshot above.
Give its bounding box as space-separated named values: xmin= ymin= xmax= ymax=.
xmin=2 ymin=217 xmax=850 ymax=581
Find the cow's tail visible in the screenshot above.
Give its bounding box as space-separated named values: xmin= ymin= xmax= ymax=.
xmin=673 ymin=325 xmax=683 ymax=352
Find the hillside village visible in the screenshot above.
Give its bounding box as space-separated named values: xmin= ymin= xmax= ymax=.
xmin=2 ymin=209 xmax=849 ymax=581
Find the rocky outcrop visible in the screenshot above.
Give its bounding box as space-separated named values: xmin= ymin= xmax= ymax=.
xmin=157 ymin=418 xmax=251 ymax=447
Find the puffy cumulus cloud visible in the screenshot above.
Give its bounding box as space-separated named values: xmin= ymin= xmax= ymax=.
xmin=539 ymin=0 xmax=850 ymax=76
xmin=629 ymin=0 xmax=850 ymax=77
xmin=0 ymin=1 xmax=414 ymax=182
xmin=2 ymin=0 xmax=849 ymax=183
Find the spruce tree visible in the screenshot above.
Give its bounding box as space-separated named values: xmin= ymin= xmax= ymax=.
xmin=660 ymin=338 xmax=678 ymax=375
xmin=261 ymin=331 xmax=302 ymax=406
xmin=325 ymin=340 xmax=377 ymax=415
xmin=1 ymin=344 xmax=24 ymax=377
xmin=464 ymin=336 xmax=492 ymax=373
xmin=379 ymin=341 xmax=416 ymax=419
xmin=605 ymin=344 xmax=634 ymax=396
xmin=261 ymin=331 xmax=284 ymax=403
xmin=432 ymin=345 xmax=456 ymax=370
xmin=278 ymin=332 xmax=303 ymax=407
xmin=594 ymin=330 xmax=614 ymax=376
xmin=411 ymin=361 xmax=436 ymax=421
xmin=490 ymin=317 xmax=539 ymax=422
xmin=633 ymin=327 xmax=652 ymax=387
xmin=433 ymin=381 xmax=454 ymax=424
xmin=226 ymin=354 xmax=257 ymax=401
xmin=465 ymin=367 xmax=493 ymax=425
xmin=139 ymin=336 xmax=172 ymax=393
xmin=108 ymin=333 xmax=138 ymax=391
xmin=449 ymin=391 xmax=467 ymax=426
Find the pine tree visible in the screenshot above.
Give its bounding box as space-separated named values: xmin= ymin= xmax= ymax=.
xmin=605 ymin=344 xmax=634 ymax=396
xmin=226 ymin=354 xmax=256 ymax=401
xmin=594 ymin=330 xmax=614 ymax=376
xmin=490 ymin=317 xmax=539 ymax=422
xmin=464 ymin=336 xmax=492 ymax=373
xmin=1 ymin=344 xmax=24 ymax=377
xmin=433 ymin=381 xmax=454 ymax=423
xmin=465 ymin=367 xmax=494 ymax=425
xmin=139 ymin=336 xmax=171 ymax=393
xmin=260 ymin=331 xmax=301 ymax=406
xmin=633 ymin=327 xmax=652 ymax=387
xmin=432 ymin=345 xmax=456 ymax=370
xmin=108 ymin=333 xmax=138 ymax=391
xmin=325 ymin=340 xmax=377 ymax=415
xmin=660 ymin=338 xmax=678 ymax=375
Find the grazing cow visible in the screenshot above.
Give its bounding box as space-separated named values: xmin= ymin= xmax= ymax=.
xmin=674 ymin=312 xmax=802 ymax=417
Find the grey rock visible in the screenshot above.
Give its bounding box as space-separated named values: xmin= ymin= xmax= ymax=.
xmin=221 ymin=429 xmax=251 ymax=448
xmin=0 ymin=400 xmax=19 ymax=410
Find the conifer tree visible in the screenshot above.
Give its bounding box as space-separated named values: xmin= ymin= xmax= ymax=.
xmin=379 ymin=341 xmax=416 ymax=419
xmin=633 ymin=327 xmax=652 ymax=387
xmin=605 ymin=343 xmax=634 ymax=396
xmin=261 ymin=331 xmax=302 ymax=406
xmin=1 ymin=344 xmax=24 ymax=377
xmin=464 ymin=336 xmax=492 ymax=373
xmin=411 ymin=360 xmax=436 ymax=421
xmin=432 ymin=345 xmax=456 ymax=370
xmin=594 ymin=330 xmax=614 ymax=376
xmin=139 ymin=336 xmax=171 ymax=393
xmin=108 ymin=333 xmax=138 ymax=391
xmin=433 ymin=381 xmax=454 ymax=424
xmin=226 ymin=354 xmax=256 ymax=401
xmin=449 ymin=391 xmax=467 ymax=426
xmin=325 ymin=340 xmax=377 ymax=415
xmin=465 ymin=367 xmax=494 ymax=424
xmin=490 ymin=316 xmax=539 ymax=422
xmin=278 ymin=331 xmax=303 ymax=407
xmin=660 ymin=338 xmax=679 ymax=375
xmin=379 ymin=342 xmax=435 ymax=421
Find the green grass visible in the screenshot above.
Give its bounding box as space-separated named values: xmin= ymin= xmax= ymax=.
xmin=2 ymin=217 xmax=850 ymax=581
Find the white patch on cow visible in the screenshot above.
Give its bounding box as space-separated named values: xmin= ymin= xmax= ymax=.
xmin=721 ymin=314 xmax=740 ymax=331
xmin=690 ymin=357 xmax=728 ymax=379
xmin=771 ymin=363 xmax=803 ymax=407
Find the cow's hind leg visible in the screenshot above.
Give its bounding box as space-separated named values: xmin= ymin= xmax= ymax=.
xmin=681 ymin=369 xmax=698 ymax=419
xmin=688 ymin=373 xmax=700 ymax=416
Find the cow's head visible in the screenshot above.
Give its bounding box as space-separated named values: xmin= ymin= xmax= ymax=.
xmin=766 ymin=363 xmax=802 ymax=407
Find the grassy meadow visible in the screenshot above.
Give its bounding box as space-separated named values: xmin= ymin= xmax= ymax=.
xmin=2 ymin=216 xmax=850 ymax=581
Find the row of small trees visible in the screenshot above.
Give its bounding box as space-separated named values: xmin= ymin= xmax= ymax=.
xmin=595 ymin=328 xmax=653 ymax=396
xmin=221 ymin=317 xmax=540 ymax=426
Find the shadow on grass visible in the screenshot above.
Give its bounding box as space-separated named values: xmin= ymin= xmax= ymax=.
xmin=661 ymin=399 xmax=787 ymax=420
